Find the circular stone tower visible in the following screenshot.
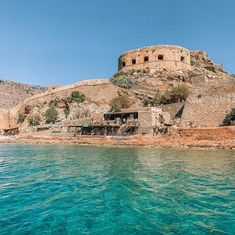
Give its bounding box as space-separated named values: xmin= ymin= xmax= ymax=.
xmin=118 ymin=45 xmax=191 ymax=72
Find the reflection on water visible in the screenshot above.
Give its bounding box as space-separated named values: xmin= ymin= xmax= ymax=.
xmin=0 ymin=144 xmax=234 ymax=234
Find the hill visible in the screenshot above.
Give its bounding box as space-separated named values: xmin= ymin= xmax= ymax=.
xmin=0 ymin=80 xmax=47 ymax=109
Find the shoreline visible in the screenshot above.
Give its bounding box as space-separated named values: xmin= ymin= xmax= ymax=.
xmin=1 ymin=131 xmax=235 ymax=150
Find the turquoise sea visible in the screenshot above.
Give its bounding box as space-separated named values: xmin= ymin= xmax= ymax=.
xmin=0 ymin=144 xmax=234 ymax=235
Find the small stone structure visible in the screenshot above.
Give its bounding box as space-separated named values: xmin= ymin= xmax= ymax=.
xmin=75 ymin=107 xmax=172 ymax=136
xmin=118 ymin=45 xmax=191 ymax=72
xmin=104 ymin=107 xmax=171 ymax=134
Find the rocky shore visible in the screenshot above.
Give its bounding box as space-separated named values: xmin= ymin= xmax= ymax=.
xmin=1 ymin=127 xmax=235 ymax=150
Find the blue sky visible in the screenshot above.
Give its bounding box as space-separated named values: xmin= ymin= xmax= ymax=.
xmin=0 ymin=0 xmax=234 ymax=86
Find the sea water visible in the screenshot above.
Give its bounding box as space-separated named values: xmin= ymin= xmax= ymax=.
xmin=0 ymin=144 xmax=234 ymax=234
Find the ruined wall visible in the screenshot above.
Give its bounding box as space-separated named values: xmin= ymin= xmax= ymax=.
xmin=180 ymin=78 xmax=235 ymax=127
xmin=118 ymin=45 xmax=191 ymax=72
xmin=7 ymin=79 xmax=120 ymax=127
xmin=22 ymin=79 xmax=118 ymax=106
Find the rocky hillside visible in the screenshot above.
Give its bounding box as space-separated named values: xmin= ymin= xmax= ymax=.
xmin=3 ymin=50 xmax=234 ymax=130
xmin=110 ymin=50 xmax=233 ymax=100
xmin=0 ymin=80 xmax=47 ymax=109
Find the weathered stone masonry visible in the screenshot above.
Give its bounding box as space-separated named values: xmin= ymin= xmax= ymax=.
xmin=118 ymin=45 xmax=191 ymax=72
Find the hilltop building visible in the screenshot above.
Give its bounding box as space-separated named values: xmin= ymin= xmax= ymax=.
xmin=118 ymin=45 xmax=191 ymax=72
xmin=0 ymin=44 xmax=234 ymax=135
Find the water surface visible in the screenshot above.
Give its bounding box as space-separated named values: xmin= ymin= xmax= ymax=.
xmin=0 ymin=144 xmax=234 ymax=234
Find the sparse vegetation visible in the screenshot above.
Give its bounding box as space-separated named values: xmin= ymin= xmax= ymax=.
xmin=143 ymin=92 xmax=162 ymax=106
xmin=110 ymin=71 xmax=136 ymax=89
xmin=17 ymin=112 xmax=26 ymax=124
xmin=170 ymin=85 xmax=190 ymax=102
xmin=222 ymin=108 xmax=235 ymax=126
xmin=64 ymin=107 xmax=70 ymax=118
xmin=28 ymin=115 xmax=41 ymax=126
xmin=205 ymin=66 xmax=216 ymax=73
xmin=67 ymin=91 xmax=85 ymax=104
xmin=110 ymin=95 xmax=130 ymax=112
xmin=143 ymin=85 xmax=190 ymax=106
xmin=45 ymin=105 xmax=58 ymax=124
xmin=188 ymin=71 xmax=199 ymax=78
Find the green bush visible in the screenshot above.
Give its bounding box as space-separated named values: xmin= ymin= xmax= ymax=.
xmin=45 ymin=105 xmax=58 ymax=124
xmin=17 ymin=112 xmax=26 ymax=124
xmin=28 ymin=115 xmax=41 ymax=126
xmin=110 ymin=95 xmax=130 ymax=112
xmin=205 ymin=66 xmax=216 ymax=73
xmin=64 ymin=107 xmax=70 ymax=118
xmin=143 ymin=85 xmax=190 ymax=106
xmin=170 ymin=85 xmax=190 ymax=102
xmin=110 ymin=71 xmax=136 ymax=89
xmin=143 ymin=98 xmax=154 ymax=106
xmin=67 ymin=91 xmax=85 ymax=104
xmin=222 ymin=108 xmax=235 ymax=126
xmin=159 ymin=91 xmax=172 ymax=104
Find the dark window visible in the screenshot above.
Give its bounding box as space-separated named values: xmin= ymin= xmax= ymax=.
xmin=158 ymin=54 xmax=164 ymax=60
xmin=181 ymin=56 xmax=185 ymax=62
xmin=122 ymin=61 xmax=126 ymax=67
xmin=144 ymin=56 xmax=149 ymax=62
xmin=132 ymin=59 xmax=136 ymax=64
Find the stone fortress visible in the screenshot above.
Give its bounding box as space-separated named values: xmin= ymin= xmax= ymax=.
xmin=0 ymin=44 xmax=234 ymax=135
xmin=118 ymin=45 xmax=191 ymax=72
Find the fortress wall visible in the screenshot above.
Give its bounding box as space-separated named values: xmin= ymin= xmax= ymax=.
xmin=21 ymin=79 xmax=118 ymax=106
xmin=119 ymin=45 xmax=191 ymax=72
xmin=13 ymin=79 xmax=119 ymax=114
xmin=180 ymin=79 xmax=235 ymax=127
xmin=23 ymin=79 xmax=114 ymax=104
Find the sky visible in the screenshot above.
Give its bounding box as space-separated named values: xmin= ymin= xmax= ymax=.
xmin=0 ymin=0 xmax=234 ymax=86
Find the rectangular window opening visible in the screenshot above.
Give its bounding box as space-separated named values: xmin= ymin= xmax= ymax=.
xmin=132 ymin=59 xmax=136 ymax=64
xmin=144 ymin=56 xmax=149 ymax=62
xmin=158 ymin=55 xmax=164 ymax=60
